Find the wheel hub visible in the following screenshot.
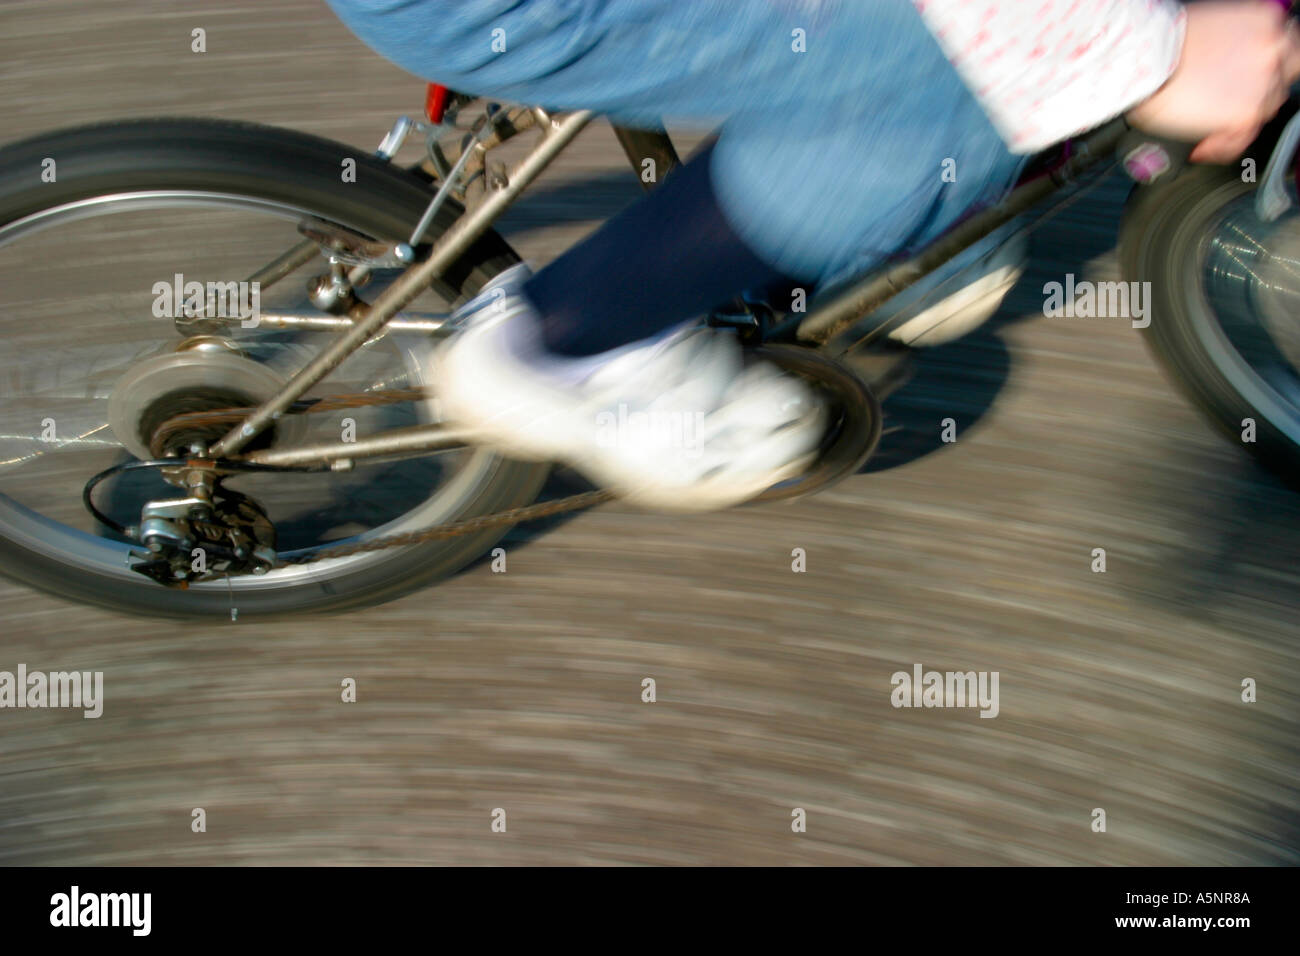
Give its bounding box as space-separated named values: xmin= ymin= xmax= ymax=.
xmin=107 ymin=347 xmax=305 ymax=459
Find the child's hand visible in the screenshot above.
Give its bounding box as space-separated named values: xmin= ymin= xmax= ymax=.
xmin=1128 ymin=1 xmax=1300 ymax=162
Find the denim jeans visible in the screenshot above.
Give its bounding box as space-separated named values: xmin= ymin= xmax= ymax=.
xmin=326 ymin=0 xmax=1025 ymax=288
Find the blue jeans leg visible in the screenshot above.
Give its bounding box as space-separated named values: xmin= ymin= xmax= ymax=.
xmin=326 ymin=0 xmax=1023 ymax=286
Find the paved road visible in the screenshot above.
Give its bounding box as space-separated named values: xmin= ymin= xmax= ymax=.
xmin=0 ymin=0 xmax=1296 ymax=865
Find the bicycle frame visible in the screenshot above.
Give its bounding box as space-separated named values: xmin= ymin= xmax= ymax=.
xmin=193 ymin=97 xmax=1131 ymax=472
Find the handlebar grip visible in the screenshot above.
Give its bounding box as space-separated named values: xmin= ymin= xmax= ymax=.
xmin=1117 ymin=129 xmax=1194 ymax=184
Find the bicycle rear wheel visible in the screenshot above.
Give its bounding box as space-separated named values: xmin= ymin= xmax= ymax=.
xmin=0 ymin=118 xmax=548 ymax=618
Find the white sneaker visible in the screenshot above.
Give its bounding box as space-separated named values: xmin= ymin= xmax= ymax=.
xmin=435 ymin=264 xmax=828 ymax=512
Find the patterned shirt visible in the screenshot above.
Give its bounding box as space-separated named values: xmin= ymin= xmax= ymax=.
xmin=912 ymin=0 xmax=1187 ymax=151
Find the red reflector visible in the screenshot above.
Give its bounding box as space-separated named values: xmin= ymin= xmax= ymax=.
xmin=425 ymin=83 xmax=449 ymax=125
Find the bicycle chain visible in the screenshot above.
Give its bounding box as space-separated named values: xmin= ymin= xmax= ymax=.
xmin=152 ymin=387 xmax=615 ymax=568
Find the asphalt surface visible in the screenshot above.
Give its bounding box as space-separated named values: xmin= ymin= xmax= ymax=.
xmin=0 ymin=0 xmax=1296 ymax=865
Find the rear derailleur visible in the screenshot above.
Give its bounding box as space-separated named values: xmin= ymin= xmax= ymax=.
xmin=126 ymin=464 xmax=277 ymax=588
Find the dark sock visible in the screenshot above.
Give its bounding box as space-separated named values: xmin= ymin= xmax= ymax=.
xmin=522 ymin=141 xmax=802 ymax=357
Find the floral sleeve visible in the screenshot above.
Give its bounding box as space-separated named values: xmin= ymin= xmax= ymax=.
xmin=911 ymin=0 xmax=1187 ymax=152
